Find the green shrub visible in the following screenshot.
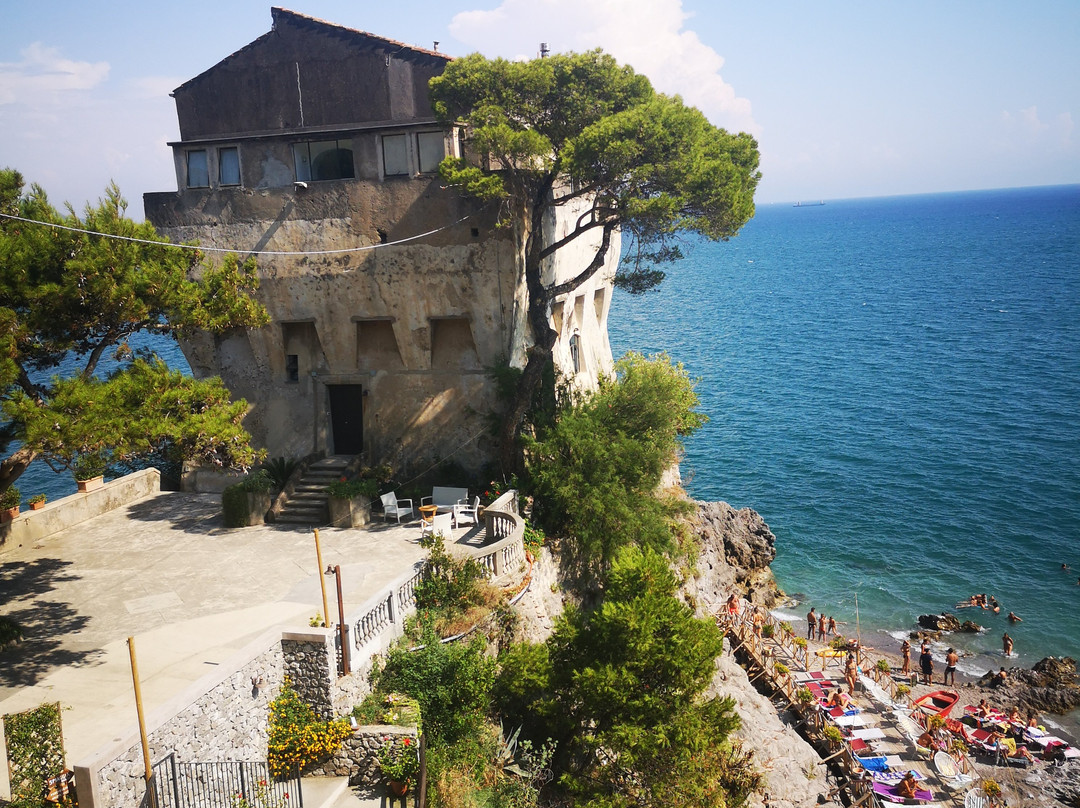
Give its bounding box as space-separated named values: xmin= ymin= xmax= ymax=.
xmin=2 ymin=702 xmax=65 ymax=808
xmin=72 ymin=452 xmax=106 ymax=480
xmin=240 ymin=469 xmax=273 ymax=493
xmin=327 ymin=477 xmax=379 ymax=499
xmin=352 ymin=693 xmax=423 ymax=733
xmin=222 ymin=484 xmax=251 ymax=527
xmin=0 ymin=616 xmax=24 ymax=652
xmin=796 ymin=687 xmax=814 ymax=705
xmin=522 ymin=520 xmax=545 ymax=556
xmin=876 ymin=659 xmax=891 ymax=673
xmin=761 ymin=623 xmax=775 ymax=639
xmin=372 ymin=621 xmax=495 ymax=747
xmin=264 ymin=456 xmax=300 ymax=489
xmin=0 ymin=486 xmax=20 ymax=509
xmin=526 ymin=353 xmax=705 ymax=570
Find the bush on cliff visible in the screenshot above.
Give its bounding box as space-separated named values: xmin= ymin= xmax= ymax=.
xmin=494 ymin=545 xmax=760 ymax=807
xmin=526 ymin=352 xmax=705 ymax=571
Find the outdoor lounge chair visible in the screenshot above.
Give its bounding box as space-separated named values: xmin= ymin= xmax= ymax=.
xmin=380 ymin=491 xmax=413 ymax=523
xmin=453 ymin=495 xmax=480 ymax=528
xmin=421 ymin=511 xmax=454 ymax=540
xmin=932 ymin=751 xmax=975 ymax=790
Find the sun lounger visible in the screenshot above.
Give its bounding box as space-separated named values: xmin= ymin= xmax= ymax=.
xmin=932 ymin=751 xmax=975 ymax=790
xmin=850 ymin=728 xmax=887 ymax=741
xmin=871 ymin=780 xmax=934 ymax=803
xmin=833 ymin=714 xmax=867 ymax=727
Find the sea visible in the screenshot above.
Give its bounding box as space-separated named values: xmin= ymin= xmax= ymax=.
xmin=608 ymin=184 xmax=1080 ymax=694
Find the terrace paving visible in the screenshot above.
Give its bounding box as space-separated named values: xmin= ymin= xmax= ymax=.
xmin=0 ymin=491 xmax=429 ymax=774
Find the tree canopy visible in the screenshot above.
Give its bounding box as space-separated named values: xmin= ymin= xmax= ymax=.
xmin=429 ymin=50 xmax=759 ymax=469
xmin=0 ymin=169 xmax=269 ymax=492
xmin=494 ymin=545 xmax=760 ymax=807
xmin=526 ymin=352 xmax=705 ymax=571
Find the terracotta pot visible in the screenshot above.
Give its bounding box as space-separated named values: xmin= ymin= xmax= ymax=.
xmin=2 ymin=506 xmax=18 ymax=521
xmin=30 ymin=501 xmax=46 ymax=511
xmin=387 ymin=780 xmax=409 ymax=797
xmin=77 ymin=475 xmax=104 ymax=493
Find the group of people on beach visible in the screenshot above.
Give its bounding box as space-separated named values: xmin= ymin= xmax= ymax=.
xmin=805 ymin=607 xmax=839 ymax=641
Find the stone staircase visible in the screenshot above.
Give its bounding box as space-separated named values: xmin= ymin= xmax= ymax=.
xmin=276 ymin=456 xmax=353 ymax=526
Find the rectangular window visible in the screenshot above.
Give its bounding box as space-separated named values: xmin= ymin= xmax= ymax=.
xmin=219 ymin=147 xmax=240 ymax=186
xmin=187 ymin=150 xmax=209 ymax=188
xmin=292 ymin=139 xmax=354 ymax=181
xmin=285 ymin=354 xmax=299 ymax=383
xmin=382 ymin=134 xmax=409 ymax=176
xmin=417 ymin=132 xmax=445 ymax=173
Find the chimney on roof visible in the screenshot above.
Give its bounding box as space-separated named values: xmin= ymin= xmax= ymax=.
xmin=433 ymin=41 xmax=439 ymax=52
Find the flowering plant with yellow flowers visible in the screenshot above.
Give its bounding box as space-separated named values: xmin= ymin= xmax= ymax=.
xmin=267 ymin=679 xmax=353 ymax=778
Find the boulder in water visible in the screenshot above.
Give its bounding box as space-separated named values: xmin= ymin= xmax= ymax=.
xmin=917 ymin=613 xmax=961 ymax=632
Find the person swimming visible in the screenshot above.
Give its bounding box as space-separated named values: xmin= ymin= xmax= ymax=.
xmin=1008 ymin=612 xmax=1022 ymax=623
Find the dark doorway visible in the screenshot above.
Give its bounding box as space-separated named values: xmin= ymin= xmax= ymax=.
xmin=328 ymin=385 xmax=364 ymax=454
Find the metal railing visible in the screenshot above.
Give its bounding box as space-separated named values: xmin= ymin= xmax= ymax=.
xmin=146 ymin=754 xmax=302 ymax=808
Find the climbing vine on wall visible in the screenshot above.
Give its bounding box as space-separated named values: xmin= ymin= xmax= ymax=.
xmin=3 ymin=702 xmax=67 ymax=808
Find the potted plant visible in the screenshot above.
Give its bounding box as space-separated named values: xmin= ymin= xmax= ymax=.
xmin=761 ymin=623 xmax=775 ymax=639
xmin=73 ymin=453 xmax=107 ymax=492
xmin=378 ymin=735 xmax=420 ymax=796
xmin=222 ymin=470 xmax=274 ymax=527
xmin=28 ymin=493 xmax=47 ymax=511
xmin=327 ymin=476 xmax=379 ymax=528
xmin=1 ymin=487 xmax=20 ymax=520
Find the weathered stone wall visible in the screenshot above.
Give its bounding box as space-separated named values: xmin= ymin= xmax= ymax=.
xmin=304 ymin=725 xmax=417 ymax=786
xmin=0 ymin=469 xmax=160 ymax=551
xmin=75 ymin=631 xmax=286 ymax=808
xmin=73 ymin=628 xmax=378 ymax=808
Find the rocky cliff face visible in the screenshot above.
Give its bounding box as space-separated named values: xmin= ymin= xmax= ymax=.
xmin=685 ymin=500 xmax=784 ymax=612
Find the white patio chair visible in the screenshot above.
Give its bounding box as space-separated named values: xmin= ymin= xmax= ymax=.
xmin=453 ymin=496 xmax=481 ymax=528
xmin=933 ymin=751 xmax=974 ymax=790
xmin=420 ymin=511 xmax=453 ymax=540
xmin=380 ymin=491 xmax=413 ymax=523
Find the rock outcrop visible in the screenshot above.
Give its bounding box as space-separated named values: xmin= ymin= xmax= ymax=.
xmin=973 ymin=656 xmax=1080 ymax=716
xmin=687 ymin=500 xmax=784 ymax=611
xmin=916 ymin=613 xmax=981 ymax=633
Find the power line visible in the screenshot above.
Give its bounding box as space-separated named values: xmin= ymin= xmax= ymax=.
xmin=0 ymin=211 xmax=474 ymax=256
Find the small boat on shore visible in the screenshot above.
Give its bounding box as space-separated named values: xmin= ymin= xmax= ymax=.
xmin=913 ymin=689 xmax=960 ymax=717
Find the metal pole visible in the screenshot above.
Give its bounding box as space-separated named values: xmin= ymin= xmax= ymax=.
xmin=127 ymin=637 xmax=153 ymax=783
xmin=333 ymin=565 xmax=350 ymax=675
xmin=313 ymin=529 xmax=331 ymax=630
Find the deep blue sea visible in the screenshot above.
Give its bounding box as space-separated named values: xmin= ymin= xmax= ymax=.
xmin=609 ymin=185 xmax=1080 ymax=682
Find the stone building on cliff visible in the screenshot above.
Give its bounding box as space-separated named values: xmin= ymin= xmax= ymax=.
xmin=144 ymin=7 xmax=618 ymax=475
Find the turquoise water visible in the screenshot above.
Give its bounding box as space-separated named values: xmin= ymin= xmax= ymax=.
xmin=609 ymin=185 xmax=1080 ymax=679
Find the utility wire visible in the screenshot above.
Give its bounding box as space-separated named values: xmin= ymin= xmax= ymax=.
xmin=0 ymin=211 xmax=474 ymax=256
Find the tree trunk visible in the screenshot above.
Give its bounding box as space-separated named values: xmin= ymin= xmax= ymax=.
xmin=0 ymin=447 xmax=36 ymax=494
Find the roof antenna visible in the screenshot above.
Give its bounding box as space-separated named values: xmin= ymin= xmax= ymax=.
xmin=539 ymin=42 xmax=550 ymax=58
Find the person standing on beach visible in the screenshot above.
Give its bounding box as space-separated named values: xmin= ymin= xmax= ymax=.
xmin=919 ymin=644 xmax=934 ymax=685
xmin=827 ymin=615 xmax=837 ymax=638
xmin=845 ymin=652 xmax=858 ymax=695
xmin=944 ymin=648 xmax=958 ymax=686
xmin=1003 ymin=632 xmax=1013 ymax=656
xmin=901 ymin=640 xmax=912 ymax=676
xmin=807 ymin=607 xmax=816 ymax=640
xmin=818 ymin=612 xmax=827 ymax=641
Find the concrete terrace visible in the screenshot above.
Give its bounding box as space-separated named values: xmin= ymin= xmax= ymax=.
xmin=0 ymin=491 xmax=429 ymax=769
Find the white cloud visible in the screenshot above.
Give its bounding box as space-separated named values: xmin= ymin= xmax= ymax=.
xmin=0 ymin=43 xmax=110 ymax=105
xmin=449 ymin=0 xmax=759 ymax=137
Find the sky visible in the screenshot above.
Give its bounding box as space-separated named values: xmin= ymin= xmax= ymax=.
xmin=1 ymin=0 xmax=1078 ymax=219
